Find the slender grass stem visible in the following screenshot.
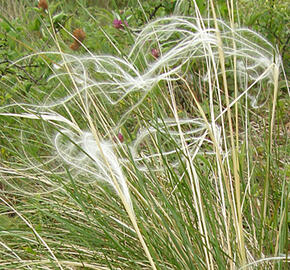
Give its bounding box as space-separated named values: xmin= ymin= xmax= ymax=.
xmin=260 ymin=64 xmax=279 ymax=253
xmin=210 ymin=0 xmax=246 ymax=265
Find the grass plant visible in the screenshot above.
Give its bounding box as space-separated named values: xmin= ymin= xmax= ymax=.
xmin=0 ymin=0 xmax=289 ymax=269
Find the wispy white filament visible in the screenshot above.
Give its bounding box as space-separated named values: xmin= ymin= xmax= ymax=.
xmin=17 ymin=16 xmax=278 ymax=115
xmin=54 ymin=130 xmax=132 ymax=210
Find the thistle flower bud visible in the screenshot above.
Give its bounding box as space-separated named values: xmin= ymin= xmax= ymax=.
xmin=72 ymin=28 xmax=86 ymax=43
xmin=117 ymin=133 xmax=124 ymax=142
xmin=70 ymin=42 xmax=80 ymax=51
xmin=38 ymin=0 xmax=48 ymax=11
xmin=113 ymin=19 xmax=128 ymax=30
xmin=70 ymin=28 xmax=86 ymax=51
xmin=151 ymin=48 xmax=160 ymax=59
xmin=113 ymin=133 xmax=124 ymax=143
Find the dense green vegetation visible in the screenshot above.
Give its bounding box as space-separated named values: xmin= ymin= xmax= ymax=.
xmin=0 ymin=0 xmax=289 ymax=269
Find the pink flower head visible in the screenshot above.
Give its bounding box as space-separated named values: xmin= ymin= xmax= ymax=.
xmin=117 ymin=133 xmax=124 ymax=142
xmin=113 ymin=132 xmax=124 ymax=143
xmin=151 ymin=48 xmax=160 ymax=59
xmin=113 ymin=19 xmax=128 ymax=30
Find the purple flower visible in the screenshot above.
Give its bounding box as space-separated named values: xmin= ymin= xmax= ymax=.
xmin=151 ymin=48 xmax=160 ymax=59
xmin=113 ymin=132 xmax=124 ymax=143
xmin=117 ymin=133 xmax=124 ymax=142
xmin=113 ymin=19 xmax=128 ymax=30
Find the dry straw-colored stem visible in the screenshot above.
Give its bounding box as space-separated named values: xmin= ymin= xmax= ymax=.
xmin=210 ymin=0 xmax=246 ymax=266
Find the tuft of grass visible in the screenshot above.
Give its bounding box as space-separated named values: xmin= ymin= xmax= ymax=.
xmin=0 ymin=1 xmax=289 ymax=269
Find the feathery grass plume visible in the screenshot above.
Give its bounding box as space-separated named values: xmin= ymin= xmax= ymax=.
xmin=44 ymin=16 xmax=280 ymax=126
xmin=54 ymin=129 xmax=132 ymax=209
xmin=0 ymin=110 xmax=132 ymax=208
xmin=129 ymin=118 xmax=219 ymax=171
xmin=130 ymin=16 xmax=280 ymax=103
xmin=0 ymin=6 xmax=288 ymax=270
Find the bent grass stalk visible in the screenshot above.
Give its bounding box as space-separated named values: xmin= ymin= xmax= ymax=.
xmin=90 ymin=131 xmax=157 ymax=270
xmin=210 ymin=0 xmax=245 ymax=266
xmin=260 ymin=63 xmax=280 ymax=253
xmin=49 ymin=8 xmax=157 ymax=268
xmin=168 ymin=77 xmax=214 ymax=269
